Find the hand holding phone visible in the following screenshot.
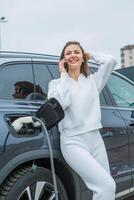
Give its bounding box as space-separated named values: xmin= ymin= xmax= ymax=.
xmin=59 ymin=58 xmax=68 ymax=73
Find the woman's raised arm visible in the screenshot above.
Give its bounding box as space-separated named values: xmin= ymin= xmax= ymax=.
xmin=91 ymin=53 xmax=117 ymax=94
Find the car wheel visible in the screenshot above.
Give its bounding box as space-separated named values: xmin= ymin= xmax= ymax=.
xmin=0 ymin=166 xmax=68 ymax=200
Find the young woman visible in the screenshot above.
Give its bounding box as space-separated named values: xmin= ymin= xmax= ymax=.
xmin=48 ymin=41 xmax=117 ymax=200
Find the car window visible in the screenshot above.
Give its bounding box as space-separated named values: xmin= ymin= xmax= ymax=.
xmin=107 ymin=74 xmax=134 ymax=107
xmin=47 ymin=63 xmax=60 ymax=79
xmin=33 ymin=63 xmax=52 ymax=100
xmin=0 ymin=63 xmax=34 ymax=100
xmin=99 ymin=92 xmax=107 ymax=105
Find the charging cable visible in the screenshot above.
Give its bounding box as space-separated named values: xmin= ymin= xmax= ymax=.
xmin=11 ymin=116 xmax=59 ymax=200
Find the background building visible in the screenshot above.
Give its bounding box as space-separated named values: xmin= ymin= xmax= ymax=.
xmin=120 ymin=45 xmax=134 ymax=68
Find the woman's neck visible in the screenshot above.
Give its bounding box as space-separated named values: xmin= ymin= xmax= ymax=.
xmin=68 ymin=70 xmax=80 ymax=81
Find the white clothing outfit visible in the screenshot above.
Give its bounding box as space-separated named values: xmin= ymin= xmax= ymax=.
xmin=48 ymin=53 xmax=117 ymax=200
xmin=60 ymin=130 xmax=116 ymax=200
xmin=48 ymin=53 xmax=117 ymax=136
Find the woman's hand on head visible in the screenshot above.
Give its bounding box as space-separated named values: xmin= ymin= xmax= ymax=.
xmin=85 ymin=52 xmax=92 ymax=61
xmin=59 ymin=58 xmax=67 ymax=73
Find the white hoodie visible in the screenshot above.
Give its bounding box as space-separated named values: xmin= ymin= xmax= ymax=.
xmin=47 ymin=53 xmax=117 ymax=136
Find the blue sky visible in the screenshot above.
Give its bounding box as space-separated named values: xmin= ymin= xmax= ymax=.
xmin=1 ymin=0 xmax=134 ymax=68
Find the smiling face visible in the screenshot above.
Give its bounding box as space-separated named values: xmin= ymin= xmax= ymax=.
xmin=64 ymin=44 xmax=84 ymax=71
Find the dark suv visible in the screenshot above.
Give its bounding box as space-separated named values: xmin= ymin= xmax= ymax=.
xmin=0 ymin=51 xmax=134 ymax=200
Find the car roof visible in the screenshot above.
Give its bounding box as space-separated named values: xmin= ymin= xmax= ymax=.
xmin=0 ymin=50 xmax=100 ymax=65
xmin=0 ymin=51 xmax=60 ymax=62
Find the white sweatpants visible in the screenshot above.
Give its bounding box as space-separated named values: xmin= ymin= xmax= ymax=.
xmin=60 ymin=129 xmax=116 ymax=200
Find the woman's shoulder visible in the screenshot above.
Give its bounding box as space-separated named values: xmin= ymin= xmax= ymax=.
xmin=86 ymin=73 xmax=94 ymax=79
xmin=49 ymin=77 xmax=62 ymax=86
xmin=50 ymin=72 xmax=69 ymax=83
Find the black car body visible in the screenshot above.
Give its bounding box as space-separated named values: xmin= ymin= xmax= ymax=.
xmin=0 ymin=51 xmax=134 ymax=200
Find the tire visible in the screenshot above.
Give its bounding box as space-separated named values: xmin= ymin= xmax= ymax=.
xmin=0 ymin=166 xmax=68 ymax=200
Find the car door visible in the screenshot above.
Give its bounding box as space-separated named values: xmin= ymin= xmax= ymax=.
xmin=91 ymin=67 xmax=131 ymax=196
xmin=106 ymin=72 xmax=134 ymax=193
xmin=0 ymin=61 xmax=44 ymax=153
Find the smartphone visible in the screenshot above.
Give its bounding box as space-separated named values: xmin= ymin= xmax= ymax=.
xmin=64 ymin=62 xmax=68 ymax=71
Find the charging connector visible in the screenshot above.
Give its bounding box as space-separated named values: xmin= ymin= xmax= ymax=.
xmin=11 ymin=116 xmax=59 ymax=200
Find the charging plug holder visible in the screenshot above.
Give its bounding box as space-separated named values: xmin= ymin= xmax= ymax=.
xmin=36 ymin=98 xmax=64 ymax=130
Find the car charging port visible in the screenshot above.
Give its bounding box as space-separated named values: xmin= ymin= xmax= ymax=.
xmin=5 ymin=115 xmax=42 ymax=136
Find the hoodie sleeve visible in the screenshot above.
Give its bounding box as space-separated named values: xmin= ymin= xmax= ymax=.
xmin=91 ymin=53 xmax=117 ymax=94
xmin=47 ymin=72 xmax=71 ymax=110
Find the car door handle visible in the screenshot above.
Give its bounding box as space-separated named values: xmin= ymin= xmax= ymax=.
xmin=128 ymin=120 xmax=134 ymax=126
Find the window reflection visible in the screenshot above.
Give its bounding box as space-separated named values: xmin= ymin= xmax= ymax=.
xmin=0 ymin=63 xmax=34 ymax=100
xmin=12 ymin=81 xmax=46 ymax=100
